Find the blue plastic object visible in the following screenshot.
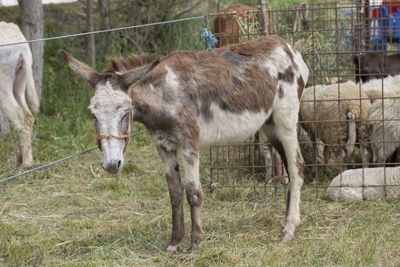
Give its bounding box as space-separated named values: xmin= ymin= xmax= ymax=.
xmin=370 ymin=5 xmax=400 ymax=51
xmin=201 ymin=28 xmax=218 ymax=51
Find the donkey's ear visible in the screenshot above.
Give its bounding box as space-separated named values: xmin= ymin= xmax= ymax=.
xmin=120 ymin=58 xmax=161 ymax=88
xmin=59 ymin=49 xmax=101 ymax=87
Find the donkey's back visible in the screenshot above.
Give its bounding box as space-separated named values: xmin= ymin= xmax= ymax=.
xmin=0 ymin=22 xmax=34 ymax=80
xmin=142 ymin=36 xmax=308 ymax=145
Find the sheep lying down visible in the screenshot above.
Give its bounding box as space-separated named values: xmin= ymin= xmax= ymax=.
xmin=327 ymin=166 xmax=400 ymax=201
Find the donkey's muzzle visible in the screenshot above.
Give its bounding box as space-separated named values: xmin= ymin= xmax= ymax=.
xmin=102 ymin=159 xmax=122 ymax=173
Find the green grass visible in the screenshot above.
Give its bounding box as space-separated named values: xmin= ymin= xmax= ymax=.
xmin=0 ymin=1 xmax=399 ymax=265
xmin=1 ymin=129 xmax=399 ymax=266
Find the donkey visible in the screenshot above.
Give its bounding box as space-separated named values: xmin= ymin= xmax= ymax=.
xmin=0 ymin=22 xmax=39 ymax=168
xmin=60 ymin=35 xmax=309 ymax=252
xmin=212 ymin=4 xmax=275 ymax=48
xmin=353 ymin=52 xmax=400 ymax=83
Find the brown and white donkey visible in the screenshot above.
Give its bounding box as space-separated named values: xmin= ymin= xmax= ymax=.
xmin=60 ymin=35 xmax=309 ymax=252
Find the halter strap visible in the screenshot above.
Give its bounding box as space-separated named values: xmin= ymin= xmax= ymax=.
xmin=94 ymin=108 xmax=133 ymax=153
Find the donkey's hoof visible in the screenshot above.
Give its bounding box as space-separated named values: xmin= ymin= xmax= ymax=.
xmin=19 ymin=160 xmax=34 ymax=169
xmin=187 ymin=249 xmax=199 ymax=256
xmin=165 ymin=244 xmax=179 ymax=253
xmin=281 ymin=231 xmax=295 ymax=242
xmin=187 ymin=243 xmax=200 ymax=256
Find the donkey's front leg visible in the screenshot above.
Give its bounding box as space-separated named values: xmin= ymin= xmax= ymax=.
xmin=156 ymin=145 xmax=185 ymax=253
xmin=181 ymin=147 xmax=205 ymax=250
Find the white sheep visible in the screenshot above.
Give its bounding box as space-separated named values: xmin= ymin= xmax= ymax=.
xmin=368 ymin=97 xmax=400 ymax=163
xmin=361 ymin=74 xmax=400 ymax=102
xmin=300 ymin=81 xmax=371 ymax=173
xmin=327 ymin=166 xmax=400 ymax=201
xmin=358 ymin=75 xmax=400 ymax=164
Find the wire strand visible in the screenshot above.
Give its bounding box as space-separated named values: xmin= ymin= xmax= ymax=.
xmin=0 ymin=16 xmax=205 ymax=48
xmin=0 ymin=130 xmax=147 ymax=183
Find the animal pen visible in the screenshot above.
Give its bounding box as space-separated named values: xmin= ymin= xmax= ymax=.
xmin=1 ymin=1 xmax=399 ymax=203
xmin=205 ymin=1 xmax=400 ymax=203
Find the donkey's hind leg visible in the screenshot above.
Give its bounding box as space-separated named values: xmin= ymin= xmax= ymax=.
xmin=13 ymin=56 xmax=35 ymax=167
xmin=0 ymin=72 xmax=34 ymax=168
xmin=156 ymin=145 xmax=185 ymax=253
xmin=274 ymin=108 xmax=304 ymax=241
xmin=261 ymin=111 xmax=304 ymax=241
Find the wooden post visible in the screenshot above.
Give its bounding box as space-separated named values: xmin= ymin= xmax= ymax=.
xmin=18 ymin=0 xmax=44 ymax=99
xmin=98 ymin=0 xmax=111 ymax=31
xmin=86 ymin=0 xmax=96 ymax=67
xmin=259 ymin=0 xmax=269 ymax=36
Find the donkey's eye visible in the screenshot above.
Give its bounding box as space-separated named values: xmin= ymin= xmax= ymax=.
xmin=121 ymin=112 xmax=129 ymax=123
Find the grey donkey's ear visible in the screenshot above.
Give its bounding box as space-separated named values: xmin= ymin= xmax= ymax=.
xmin=119 ymin=58 xmax=161 ymax=89
xmin=59 ymin=50 xmax=101 ymax=88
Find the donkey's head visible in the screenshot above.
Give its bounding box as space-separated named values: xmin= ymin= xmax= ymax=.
xmin=59 ymin=50 xmax=157 ymax=173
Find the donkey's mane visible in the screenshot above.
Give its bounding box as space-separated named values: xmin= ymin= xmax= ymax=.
xmin=102 ymin=53 xmax=159 ymax=74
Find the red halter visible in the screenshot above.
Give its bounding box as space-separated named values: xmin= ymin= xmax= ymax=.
xmin=94 ymin=108 xmax=133 ymax=153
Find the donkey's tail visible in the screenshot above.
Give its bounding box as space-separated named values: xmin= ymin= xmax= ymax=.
xmin=24 ymin=58 xmax=40 ymax=115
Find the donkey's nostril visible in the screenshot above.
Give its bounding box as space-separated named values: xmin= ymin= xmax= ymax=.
xmin=101 ymin=160 xmax=121 ymax=173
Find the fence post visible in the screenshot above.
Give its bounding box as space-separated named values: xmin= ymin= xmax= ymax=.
xmin=259 ymin=0 xmax=269 ymax=35
xmin=86 ymin=0 xmax=96 ymax=68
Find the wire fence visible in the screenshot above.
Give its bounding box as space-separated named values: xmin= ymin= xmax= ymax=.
xmin=206 ymin=1 xmax=400 ymax=202
xmin=1 ymin=1 xmax=400 ymax=203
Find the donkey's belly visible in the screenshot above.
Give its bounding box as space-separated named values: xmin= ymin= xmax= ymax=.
xmin=198 ymin=103 xmax=270 ymax=146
